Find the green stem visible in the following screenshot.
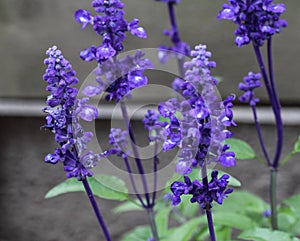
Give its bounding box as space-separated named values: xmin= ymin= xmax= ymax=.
xmin=270 ymin=168 xmax=278 ymax=230
xmin=147 ymin=208 xmax=160 ymax=241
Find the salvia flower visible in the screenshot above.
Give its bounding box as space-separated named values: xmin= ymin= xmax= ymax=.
xmin=218 ymin=0 xmax=288 ymax=47
xmin=42 ymin=46 xmax=100 ymax=180
xmin=75 ymin=0 xmax=147 ymax=63
xmin=158 ymin=42 xmax=191 ymax=64
xmin=143 ymin=109 xmax=167 ymax=142
xmin=158 ymin=45 xmax=236 ymax=175
xmin=83 ymin=50 xmax=153 ymax=102
xmin=104 ymin=128 xmax=130 ymax=158
xmin=170 ymin=171 xmax=233 ymax=209
xmin=239 ymin=72 xmax=262 ymax=106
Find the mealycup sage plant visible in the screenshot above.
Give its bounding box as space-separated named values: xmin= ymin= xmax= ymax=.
xmin=42 ymin=0 xmax=300 ymax=241
xmin=218 ymin=0 xmax=287 ymax=230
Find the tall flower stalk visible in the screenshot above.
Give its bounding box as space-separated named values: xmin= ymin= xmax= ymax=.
xmin=155 ymin=1 xmax=236 ymax=239
xmin=159 ymin=45 xmax=236 ymax=241
xmin=74 ymin=0 xmax=160 ymax=239
xmin=42 ymin=46 xmax=112 ymax=241
xmin=218 ymin=0 xmax=288 ymax=230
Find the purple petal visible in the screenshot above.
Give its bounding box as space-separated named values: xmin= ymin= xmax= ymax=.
xmin=176 ymin=160 xmax=192 ymax=175
xmin=128 ymin=19 xmax=147 ymax=38
xmin=80 ymin=46 xmax=97 ymax=62
xmin=79 ymin=105 xmax=98 ymax=121
xmin=82 ymin=85 xmax=103 ymax=97
xmin=74 ymin=9 xmax=93 ymax=29
xmin=96 ymin=43 xmax=116 ymax=60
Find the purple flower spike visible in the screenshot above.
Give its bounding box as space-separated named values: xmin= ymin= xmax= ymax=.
xmin=75 ymin=9 xmax=93 ymax=29
xmin=106 ymin=128 xmax=130 ymax=157
xmin=42 ymin=46 xmax=98 ymax=179
xmin=239 ymin=72 xmax=262 ymax=106
xmin=75 ymin=0 xmax=147 ymax=63
xmin=159 ymin=45 xmax=236 ymax=171
xmin=82 ymin=50 xmax=152 ymax=102
xmin=218 ymin=0 xmax=288 ymax=47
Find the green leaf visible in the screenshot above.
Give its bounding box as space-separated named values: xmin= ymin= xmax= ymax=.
xmin=213 ymin=212 xmax=256 ymax=230
xmin=121 ymin=226 xmax=151 ymax=241
xmin=238 ymin=227 xmax=300 ymax=241
xmin=291 ymin=220 xmax=300 ymax=236
xmin=194 ymin=226 xmax=210 ymax=241
xmin=93 ymin=174 xmax=128 ymax=193
xmin=292 ymin=136 xmax=300 ymax=154
xmin=281 ymin=136 xmax=300 ymax=166
xmin=213 ymin=191 xmax=268 ymax=219
xmin=155 ymin=208 xmax=171 ymax=236
xmin=45 ymin=174 xmax=129 ymax=201
xmin=283 ymin=194 xmax=300 ymax=216
xmin=165 ymin=217 xmax=206 ymax=241
xmin=278 ymin=206 xmax=298 ymax=234
xmin=215 ymin=226 xmax=232 ymax=241
xmin=225 ymin=138 xmax=256 ymax=160
xmin=113 ymin=200 xmax=143 ymax=213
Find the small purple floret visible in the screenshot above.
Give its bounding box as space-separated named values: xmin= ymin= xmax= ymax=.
xmin=239 ymin=72 xmax=262 ymax=106
xmin=75 ymin=9 xmax=93 ymax=29
xmin=170 ymin=171 xmax=233 ymax=209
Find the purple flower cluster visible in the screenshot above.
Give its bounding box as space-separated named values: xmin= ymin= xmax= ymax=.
xmin=82 ymin=50 xmax=153 ymax=102
xmin=239 ymin=72 xmax=262 ymax=106
xmin=158 ymin=42 xmax=191 ymax=64
xmin=104 ymin=128 xmax=130 ymax=158
xmin=157 ymin=45 xmax=236 ymax=175
xmin=75 ymin=0 xmax=147 ymax=63
xmin=218 ymin=0 xmax=288 ymax=47
xmin=43 ymin=46 xmax=100 ymax=180
xmin=143 ymin=109 xmax=167 ymax=142
xmin=170 ymin=171 xmax=233 ymax=209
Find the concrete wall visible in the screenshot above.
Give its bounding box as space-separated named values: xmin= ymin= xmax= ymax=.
xmin=0 ymin=0 xmax=299 ymax=103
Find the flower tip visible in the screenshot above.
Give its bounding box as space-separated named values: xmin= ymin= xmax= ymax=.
xmin=74 ymin=9 xmax=93 ymax=29
xmin=130 ymin=26 xmax=147 ymax=38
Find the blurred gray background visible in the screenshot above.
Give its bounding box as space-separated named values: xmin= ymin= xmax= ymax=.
xmin=1 ymin=0 xmax=300 ymax=241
